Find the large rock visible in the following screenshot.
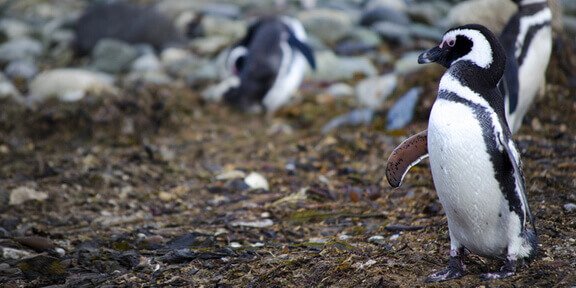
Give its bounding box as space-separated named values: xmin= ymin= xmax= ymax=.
xmin=200 ymin=16 xmax=246 ymax=40
xmin=444 ymin=0 xmax=516 ymax=34
xmin=74 ymin=2 xmax=185 ymax=55
xmin=298 ymin=9 xmax=354 ymax=46
xmin=407 ymin=2 xmax=450 ymax=25
xmin=155 ymin=1 xmax=242 ymax=19
xmin=308 ymin=50 xmax=378 ymax=82
xmin=28 ymin=69 xmax=116 ymax=103
xmin=360 ymin=6 xmax=411 ymax=27
xmin=364 ymin=0 xmax=408 ymax=12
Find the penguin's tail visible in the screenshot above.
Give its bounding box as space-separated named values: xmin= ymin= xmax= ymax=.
xmin=521 ymin=228 xmax=538 ymax=261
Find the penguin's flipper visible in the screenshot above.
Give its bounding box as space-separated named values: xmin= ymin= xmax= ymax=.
xmin=385 ymin=129 xmax=428 ymax=188
xmin=501 ymin=52 xmax=520 ymax=114
xmin=287 ymin=33 xmax=316 ymax=70
xmin=498 ymin=133 xmax=534 ymax=227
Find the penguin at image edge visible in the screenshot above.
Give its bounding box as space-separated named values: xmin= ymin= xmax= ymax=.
xmin=499 ymin=0 xmax=552 ymax=134
xmin=386 ymin=24 xmax=537 ymax=282
xmin=223 ymin=16 xmax=316 ymax=113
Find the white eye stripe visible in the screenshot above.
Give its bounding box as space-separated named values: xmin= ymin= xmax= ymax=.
xmin=443 ymin=28 xmax=493 ymax=68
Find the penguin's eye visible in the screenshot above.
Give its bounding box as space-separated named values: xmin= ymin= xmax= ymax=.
xmin=447 ymin=39 xmax=456 ymax=47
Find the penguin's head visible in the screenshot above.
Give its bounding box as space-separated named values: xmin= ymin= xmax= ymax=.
xmin=418 ymin=24 xmax=504 ymax=72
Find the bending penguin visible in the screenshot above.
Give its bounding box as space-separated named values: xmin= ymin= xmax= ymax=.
xmin=223 ymin=16 xmax=316 ymax=113
xmin=386 ymin=24 xmax=537 ymax=282
xmin=499 ymin=0 xmax=552 ymax=134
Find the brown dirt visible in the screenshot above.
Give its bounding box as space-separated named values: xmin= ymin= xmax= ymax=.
xmin=0 ymin=37 xmax=575 ymax=288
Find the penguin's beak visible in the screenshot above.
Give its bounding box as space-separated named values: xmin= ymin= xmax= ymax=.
xmin=418 ymin=46 xmax=443 ymax=64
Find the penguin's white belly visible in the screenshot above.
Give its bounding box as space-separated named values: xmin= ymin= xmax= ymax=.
xmin=428 ymin=99 xmax=509 ymax=257
xmin=262 ymin=45 xmax=307 ymax=112
xmin=510 ymin=27 xmax=552 ymax=132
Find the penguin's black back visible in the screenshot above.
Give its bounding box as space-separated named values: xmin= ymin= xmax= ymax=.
xmin=224 ymin=18 xmax=286 ymax=110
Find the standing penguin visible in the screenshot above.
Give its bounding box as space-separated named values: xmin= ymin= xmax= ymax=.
xmin=499 ymin=0 xmax=552 ymax=134
xmin=223 ymin=16 xmax=316 ymax=113
xmin=387 ymin=24 xmax=537 ymax=282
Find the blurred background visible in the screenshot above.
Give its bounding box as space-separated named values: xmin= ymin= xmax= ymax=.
xmin=0 ymin=0 xmax=574 ymax=287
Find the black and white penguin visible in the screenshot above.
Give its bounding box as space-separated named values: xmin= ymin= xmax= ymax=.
xmin=223 ymin=16 xmax=316 ymax=113
xmin=387 ymin=24 xmax=537 ymax=282
xmin=499 ymin=0 xmax=552 ymax=134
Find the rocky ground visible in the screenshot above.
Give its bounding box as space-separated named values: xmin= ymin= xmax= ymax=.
xmin=0 ymin=0 xmax=575 ymax=287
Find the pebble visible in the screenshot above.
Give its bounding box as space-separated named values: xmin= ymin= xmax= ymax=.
xmin=28 ymin=68 xmax=116 ymax=103
xmin=321 ymin=108 xmax=375 ymax=134
xmin=9 ymin=186 xmax=49 ymax=206
xmin=368 ymin=235 xmax=386 ymax=245
xmin=0 ymin=37 xmax=43 ymax=64
xmin=371 ymin=21 xmax=412 ymax=45
xmin=0 ymin=19 xmax=32 ymax=40
xmin=0 ymin=262 xmax=19 ymax=275
xmin=244 ymin=172 xmax=270 ymax=191
xmin=386 ymin=87 xmax=422 ymax=130
xmin=191 ymin=36 xmax=232 ymax=55
xmin=356 ymin=73 xmax=397 ymax=109
xmin=91 ymin=39 xmax=139 ymax=73
xmin=394 ymin=51 xmax=425 ymax=75
xmin=326 ymin=82 xmax=355 ymax=98
xmin=216 ymin=170 xmax=246 ymax=180
xmin=231 ymin=219 xmax=274 ymax=228
xmin=564 ymin=203 xmax=576 ymax=212
xmin=2 ymin=247 xmax=32 ymax=260
xmin=341 ymin=27 xmax=382 ymax=48
xmin=5 ymin=60 xmax=38 ymax=80
xmin=338 ymin=234 xmax=351 ymax=240
xmin=131 ymin=52 xmax=162 ymax=73
xmin=351 ymin=259 xmax=377 ymax=269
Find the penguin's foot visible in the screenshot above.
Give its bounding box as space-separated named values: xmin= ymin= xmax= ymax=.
xmin=425 ymin=256 xmax=465 ymax=283
xmin=480 ymin=259 xmax=516 ymax=281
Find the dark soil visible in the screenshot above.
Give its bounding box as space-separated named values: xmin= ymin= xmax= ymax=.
xmin=0 ymin=37 xmax=575 ymax=288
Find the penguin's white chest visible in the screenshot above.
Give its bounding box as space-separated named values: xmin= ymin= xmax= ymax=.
xmin=512 ymin=27 xmax=552 ymax=124
xmin=262 ymin=44 xmax=308 ymax=112
xmin=428 ymin=99 xmax=510 ymax=257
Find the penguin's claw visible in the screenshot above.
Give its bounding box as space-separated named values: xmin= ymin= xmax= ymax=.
xmin=425 ymin=256 xmax=465 ymax=283
xmin=479 ymin=259 xmax=516 ymax=281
